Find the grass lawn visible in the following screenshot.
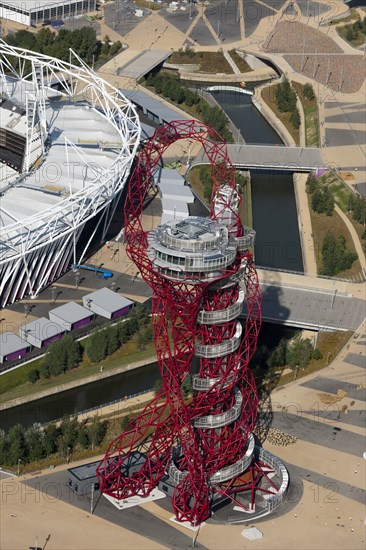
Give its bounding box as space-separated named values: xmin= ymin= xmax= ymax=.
xmin=228 ymin=50 xmax=252 ymax=73
xmin=313 ymin=171 xmax=366 ymax=248
xmin=168 ymin=51 xmax=234 ymax=73
xmin=261 ymin=84 xmax=300 ymax=145
xmin=0 ymin=340 xmax=157 ymax=405
xmin=337 ymin=23 xmax=366 ymax=47
xmin=186 ymin=166 xmax=210 ymax=208
xmin=292 ymin=82 xmax=319 ymax=147
xmin=239 ymin=173 xmax=253 ymax=228
xmin=328 ymin=8 xmax=360 ymax=25
xmin=307 ymin=194 xmax=362 ymax=278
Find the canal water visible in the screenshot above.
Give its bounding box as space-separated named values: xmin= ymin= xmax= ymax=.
xmin=0 ymin=323 xmax=298 ymax=431
xmin=211 ymin=90 xmax=304 ymax=272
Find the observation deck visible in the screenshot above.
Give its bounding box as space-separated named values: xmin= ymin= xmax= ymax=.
xmin=147 ymin=216 xmax=238 ymax=281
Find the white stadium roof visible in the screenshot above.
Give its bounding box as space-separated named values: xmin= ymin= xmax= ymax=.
xmin=0 ymin=42 xmax=140 ymax=308
xmin=0 ymin=0 xmax=83 ymax=11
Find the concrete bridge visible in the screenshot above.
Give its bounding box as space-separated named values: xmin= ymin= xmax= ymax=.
xmin=194 ymin=144 xmax=325 ymax=172
xmin=241 ymin=268 xmax=365 ymax=331
xmin=205 ymin=85 xmax=253 ymax=96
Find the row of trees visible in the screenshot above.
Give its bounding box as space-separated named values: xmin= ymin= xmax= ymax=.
xmin=5 ymin=27 xmax=122 ymax=67
xmin=0 ymin=416 xmax=106 ymax=467
xmin=28 ymin=306 xmax=152 ymax=385
xmin=275 ymin=79 xmax=301 ymax=130
xmin=145 ymin=72 xmax=232 ymax=141
xmin=321 ymin=231 xmax=357 ymax=277
xmin=85 ymin=305 xmax=151 ymax=363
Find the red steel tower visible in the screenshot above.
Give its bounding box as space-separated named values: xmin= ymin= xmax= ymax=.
xmin=97 ymin=120 xmax=288 ymax=525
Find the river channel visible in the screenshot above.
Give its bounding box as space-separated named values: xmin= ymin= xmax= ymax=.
xmin=0 ymin=323 xmax=298 ymax=431
xmin=211 ymin=90 xmax=304 ymax=272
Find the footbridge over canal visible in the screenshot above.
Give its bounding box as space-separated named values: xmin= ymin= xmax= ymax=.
xmin=241 ymin=268 xmax=365 ymax=331
xmin=194 ymin=144 xmax=325 ymax=172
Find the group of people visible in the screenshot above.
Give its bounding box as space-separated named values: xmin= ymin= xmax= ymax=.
xmin=267 ymin=427 xmax=297 ymax=446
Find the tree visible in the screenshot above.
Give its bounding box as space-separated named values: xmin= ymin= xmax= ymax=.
xmin=28 ymin=369 xmax=40 ymax=384
xmin=137 ymin=325 xmax=153 ymax=350
xmin=86 ymin=329 xmax=107 ymax=362
xmin=62 ymin=334 xmax=81 ymax=371
xmin=77 ymin=425 xmax=90 ymax=449
xmin=306 ymin=173 xmax=317 ymax=194
xmin=58 ymin=417 xmax=79 ymax=455
xmin=287 ymin=339 xmax=313 ymax=370
xmin=0 ymin=429 xmax=8 ymax=465
xmin=275 ymin=79 xmax=297 ymax=113
xmin=39 ymin=362 xmax=51 ymax=379
xmin=24 ymin=423 xmax=45 ymax=462
xmin=290 ymin=107 xmax=300 ymax=129
xmin=7 ymin=424 xmax=26 ymax=465
xmin=106 ymin=326 xmax=119 ymax=356
xmin=321 ymin=231 xmax=357 ymax=276
xmin=311 ymin=187 xmax=334 ymax=216
xmin=88 ymin=417 xmax=105 ymax=450
xmin=109 ymin=42 xmax=121 ymax=57
xmin=303 ymin=83 xmax=315 ymax=101
xmin=44 ymin=339 xmax=67 ymax=376
xmin=43 ymin=423 xmax=60 ymax=456
xmin=267 ymin=338 xmax=287 ymax=369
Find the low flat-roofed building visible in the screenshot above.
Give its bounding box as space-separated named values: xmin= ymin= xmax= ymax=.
xmin=82 ymin=288 xmax=133 ymax=320
xmin=67 ymin=460 xmax=100 ymax=495
xmin=161 ymin=198 xmax=189 ymax=220
xmin=158 ymin=182 xmax=194 ymax=203
xmin=0 ymin=332 xmax=30 ymax=363
xmin=154 ymin=168 xmax=185 ymax=186
xmin=19 ymin=317 xmax=66 ymax=348
xmin=0 ymin=0 xmax=96 ymax=27
xmin=49 ymin=301 xmax=94 ymax=331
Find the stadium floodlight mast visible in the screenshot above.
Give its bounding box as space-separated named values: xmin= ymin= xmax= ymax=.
xmin=0 ymin=40 xmax=140 ymax=308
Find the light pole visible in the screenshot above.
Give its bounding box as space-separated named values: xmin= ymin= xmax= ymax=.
xmin=24 ymin=303 xmax=30 ymax=318
xmin=75 ymin=271 xmax=80 ymax=289
xmin=66 ymin=446 xmax=71 ymax=464
xmin=91 ymin=483 xmax=95 ymax=514
xmin=17 ymin=458 xmax=22 ymax=476
xmin=50 ymin=286 xmax=57 ymax=304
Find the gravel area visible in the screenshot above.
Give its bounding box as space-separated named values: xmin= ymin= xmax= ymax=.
xmin=284 ymin=53 xmax=365 ymax=93
xmin=264 ymin=20 xmax=343 ymax=53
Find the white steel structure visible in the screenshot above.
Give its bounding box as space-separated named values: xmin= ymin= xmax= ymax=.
xmin=0 ymin=41 xmax=140 ymax=308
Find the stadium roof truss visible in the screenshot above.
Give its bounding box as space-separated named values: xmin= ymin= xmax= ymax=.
xmin=0 ymin=41 xmax=141 ymax=304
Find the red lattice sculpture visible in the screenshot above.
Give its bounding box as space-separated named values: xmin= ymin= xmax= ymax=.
xmin=97 ymin=120 xmax=262 ymax=525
